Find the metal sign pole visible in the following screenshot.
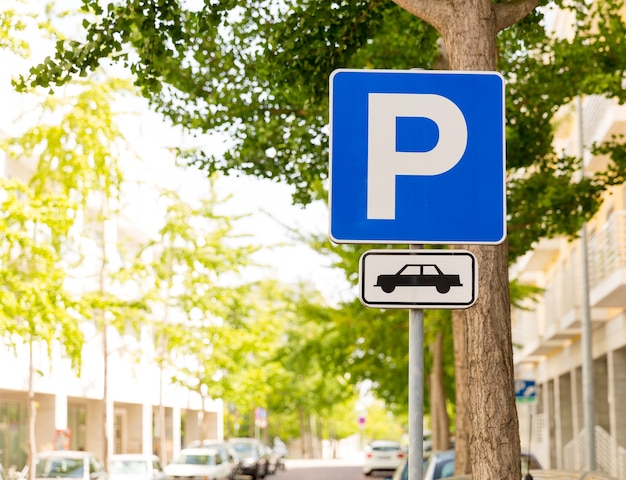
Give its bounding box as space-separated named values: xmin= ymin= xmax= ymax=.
xmin=408 ymin=244 xmax=424 ymax=480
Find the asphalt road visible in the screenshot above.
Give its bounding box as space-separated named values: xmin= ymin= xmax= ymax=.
xmin=265 ymin=458 xmax=394 ymax=480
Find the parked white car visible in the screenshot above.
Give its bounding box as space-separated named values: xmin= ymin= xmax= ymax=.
xmin=363 ymin=440 xmax=405 ymax=476
xmin=164 ymin=448 xmax=232 ymax=480
xmin=110 ymin=454 xmax=167 ymax=480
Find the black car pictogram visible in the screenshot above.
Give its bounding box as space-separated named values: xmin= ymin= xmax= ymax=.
xmin=375 ymin=264 xmax=462 ymax=294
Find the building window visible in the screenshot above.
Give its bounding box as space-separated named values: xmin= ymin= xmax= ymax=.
xmin=0 ymin=400 xmax=28 ymax=470
xmin=68 ymin=404 xmax=86 ymax=451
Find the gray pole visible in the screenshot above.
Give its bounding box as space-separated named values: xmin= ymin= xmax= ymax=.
xmin=409 ymin=245 xmax=424 ymax=480
xmin=577 ymin=95 xmax=596 ymax=470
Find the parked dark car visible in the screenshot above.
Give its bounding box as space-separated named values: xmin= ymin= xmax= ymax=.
xmin=387 ymin=450 xmax=543 ymax=480
xmin=423 ymin=449 xmax=456 ymax=480
xmin=228 ymin=438 xmax=269 ymax=480
xmin=272 ymin=437 xmax=288 ymax=469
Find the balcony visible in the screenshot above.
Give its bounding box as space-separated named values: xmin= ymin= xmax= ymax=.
xmin=583 ymin=95 xmax=626 ymax=172
xmin=588 ymin=211 xmax=626 ymax=308
xmin=513 ymin=210 xmax=626 ymax=363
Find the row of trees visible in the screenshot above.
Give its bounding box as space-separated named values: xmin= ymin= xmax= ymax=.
xmin=0 ymin=3 xmax=368 ymax=473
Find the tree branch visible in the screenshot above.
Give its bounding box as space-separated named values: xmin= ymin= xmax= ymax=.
xmin=391 ymin=0 xmax=454 ymax=34
xmin=494 ymin=0 xmax=542 ymax=32
xmin=392 ymin=0 xmax=541 ymax=35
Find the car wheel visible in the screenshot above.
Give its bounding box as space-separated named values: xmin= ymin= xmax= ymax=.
xmin=381 ymin=283 xmax=395 ymax=293
xmin=436 ymin=284 xmax=451 ymax=293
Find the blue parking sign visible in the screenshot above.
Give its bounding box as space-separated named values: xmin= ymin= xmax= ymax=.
xmin=329 ymin=69 xmax=506 ymax=244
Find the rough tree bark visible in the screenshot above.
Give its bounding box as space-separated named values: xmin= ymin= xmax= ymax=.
xmin=429 ymin=331 xmax=450 ymax=451
xmin=452 ymin=308 xmax=470 ymax=475
xmin=391 ymin=0 xmax=540 ymax=478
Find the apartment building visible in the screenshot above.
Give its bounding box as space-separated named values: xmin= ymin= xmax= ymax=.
xmin=0 ymin=139 xmax=224 ymax=470
xmin=509 ymin=2 xmax=626 ymax=478
xmin=511 ymin=78 xmax=626 ymax=480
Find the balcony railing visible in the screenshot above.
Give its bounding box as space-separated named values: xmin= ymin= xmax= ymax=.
xmin=588 ymin=211 xmax=626 ymax=290
xmin=513 ymin=210 xmax=626 ymax=360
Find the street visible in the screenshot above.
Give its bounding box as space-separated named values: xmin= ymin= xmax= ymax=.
xmin=271 ymin=458 xmax=394 ymax=480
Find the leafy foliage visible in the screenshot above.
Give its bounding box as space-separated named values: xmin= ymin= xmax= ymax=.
xmin=17 ymin=0 xmax=626 ymax=262
xmin=0 ymin=179 xmax=83 ymax=370
xmin=501 ymin=0 xmax=626 ymax=258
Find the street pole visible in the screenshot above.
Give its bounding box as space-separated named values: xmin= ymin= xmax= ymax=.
xmin=408 ymin=244 xmax=424 ymax=480
xmin=577 ymin=95 xmax=596 ymax=470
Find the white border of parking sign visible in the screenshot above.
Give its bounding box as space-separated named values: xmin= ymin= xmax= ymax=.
xmin=329 ymin=69 xmax=506 ymax=244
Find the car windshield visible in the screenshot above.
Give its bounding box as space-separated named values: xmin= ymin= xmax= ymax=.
xmin=36 ymin=458 xmax=84 ymax=478
xmin=175 ymin=454 xmax=215 ymax=466
xmin=231 ymin=443 xmax=254 ymax=455
xmin=111 ymin=460 xmax=148 ymax=474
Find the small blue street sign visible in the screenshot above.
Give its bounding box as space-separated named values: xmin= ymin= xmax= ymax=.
xmin=329 ymin=69 xmax=506 ymax=244
xmin=515 ymin=379 xmax=537 ymax=403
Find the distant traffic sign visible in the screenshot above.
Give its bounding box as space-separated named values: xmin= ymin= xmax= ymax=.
xmin=329 ymin=69 xmax=506 ymax=244
xmin=359 ymin=250 xmax=477 ymax=309
xmin=515 ymin=380 xmax=537 ymax=403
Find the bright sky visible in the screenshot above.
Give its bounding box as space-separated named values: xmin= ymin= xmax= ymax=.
xmin=0 ymin=27 xmax=353 ymax=306
xmin=109 ymin=93 xmax=354 ymax=304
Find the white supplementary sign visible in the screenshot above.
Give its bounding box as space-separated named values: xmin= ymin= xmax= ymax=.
xmin=329 ymin=69 xmax=506 ymax=244
xmin=359 ymin=250 xmax=478 ymax=309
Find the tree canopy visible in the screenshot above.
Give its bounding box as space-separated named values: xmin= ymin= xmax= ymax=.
xmin=17 ymin=0 xmax=626 ymax=261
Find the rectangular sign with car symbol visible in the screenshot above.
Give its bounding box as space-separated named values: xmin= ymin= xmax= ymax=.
xmin=359 ymin=250 xmax=477 ymax=309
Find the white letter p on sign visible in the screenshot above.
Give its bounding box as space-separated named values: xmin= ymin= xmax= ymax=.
xmin=367 ymin=93 xmax=468 ymax=219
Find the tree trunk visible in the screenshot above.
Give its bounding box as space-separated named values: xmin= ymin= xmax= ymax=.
xmin=100 ymin=208 xmax=111 ymax=471
xmin=298 ymin=406 xmax=307 ymax=458
xmin=429 ymin=332 xmax=450 ymax=451
xmin=452 ymin=308 xmax=470 ymax=475
xmin=27 ymin=336 xmax=36 ymax=480
xmin=389 ymin=1 xmax=538 ymax=478
xmin=103 ymin=321 xmax=110 ymax=466
xmin=159 ymin=364 xmax=167 ymax=462
xmin=200 ymin=393 xmax=209 ymax=440
xmin=466 ymin=243 xmax=519 ymax=479
xmin=309 ymin=415 xmax=319 ymax=458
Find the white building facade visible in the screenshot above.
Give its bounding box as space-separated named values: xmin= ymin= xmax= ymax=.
xmin=511 ymin=39 xmax=626 ymax=480
xmin=0 ymin=136 xmax=224 ymax=470
xmin=510 ymin=3 xmax=626 ymax=477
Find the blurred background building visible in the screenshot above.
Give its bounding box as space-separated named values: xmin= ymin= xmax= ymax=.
xmin=511 ymin=6 xmax=626 ymax=478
